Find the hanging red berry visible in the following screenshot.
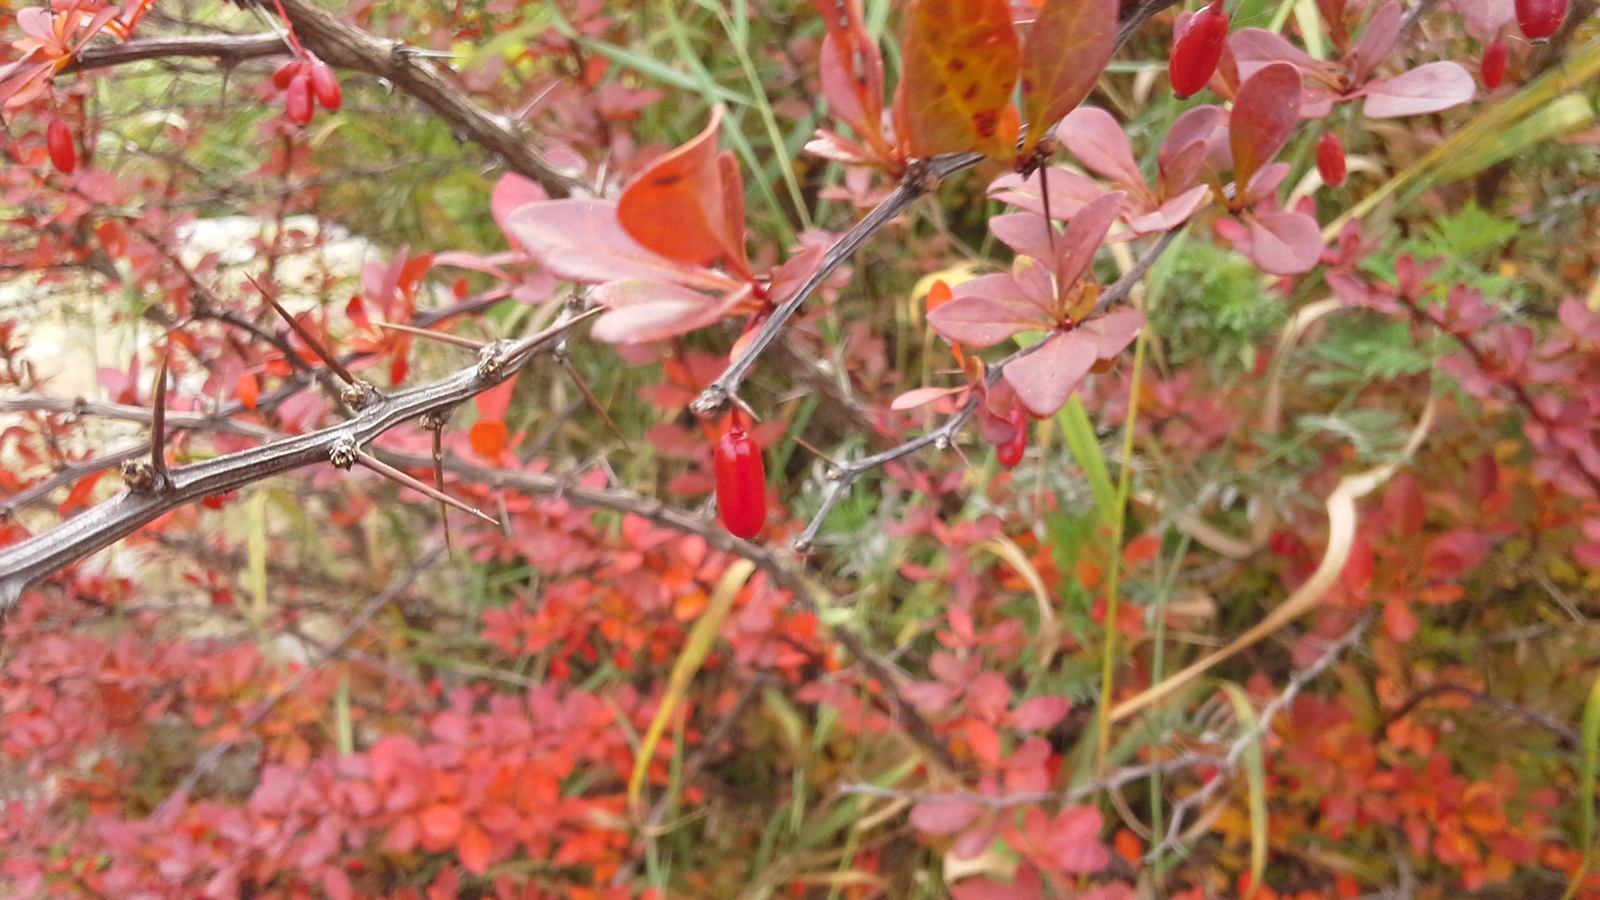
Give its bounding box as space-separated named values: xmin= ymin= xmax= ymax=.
xmin=46 ymin=118 xmax=75 ymax=174
xmin=714 ymin=420 xmax=766 ymax=538
xmin=1514 ymin=0 xmax=1566 ymax=40
xmin=285 ymin=72 xmax=314 ymax=124
xmin=308 ymin=57 xmax=342 ymax=112
xmin=1480 ymin=35 xmax=1507 ymax=88
xmin=272 ymin=58 xmax=304 ymax=89
xmin=1169 ymin=0 xmax=1230 ymax=99
xmin=996 ymin=407 xmax=1027 ymax=467
xmin=1316 ymin=131 xmax=1346 ymax=187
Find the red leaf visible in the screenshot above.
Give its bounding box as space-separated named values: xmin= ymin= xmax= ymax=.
xmin=1054 ymin=190 xmax=1125 ymax=288
xmin=1423 ymin=531 xmax=1491 ymax=579
xmin=951 ymin=865 xmax=1044 ymax=900
xmin=1010 ymin=695 xmax=1071 ymax=730
xmin=1006 ymin=331 xmax=1097 ymax=417
xmin=1018 ymin=0 xmax=1117 ymax=152
xmin=505 ymin=199 xmax=735 ymax=291
xmin=590 ymin=280 xmax=750 ymax=344
xmin=967 ymin=719 xmax=1002 ymax=766
xmin=813 ymin=0 xmax=889 ymax=156
xmin=1384 ymin=598 xmax=1419 ymax=641
xmin=1245 ymin=208 xmax=1324 ymax=274
xmin=236 ymin=373 xmax=259 ymax=410
xmin=458 ymin=824 xmax=493 ymax=875
xmin=617 ymin=109 xmax=749 ymax=274
xmin=470 ymin=420 xmax=509 ymax=459
xmin=491 ymin=174 xmax=549 ymax=245
xmin=418 ymin=804 xmax=464 ymax=849
xmin=900 ymin=0 xmax=1020 ymax=159
xmin=475 ymin=373 xmax=519 ymax=422
xmin=1347 ymin=1 xmax=1402 ymax=83
xmin=322 ymin=867 xmax=353 ymax=900
xmin=1361 ymin=61 xmax=1475 ymax=118
xmin=910 ymin=797 xmax=984 ymax=834
xmin=1230 ymin=62 xmax=1303 ymax=191
xmin=1058 ymin=107 xmax=1144 ymax=189
xmin=928 ymin=276 xmax=1046 ymax=347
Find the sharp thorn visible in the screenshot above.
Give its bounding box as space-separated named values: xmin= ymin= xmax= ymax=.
xmin=355 ymin=450 xmax=497 ymax=525
xmin=377 ymin=320 xmax=487 ymax=349
xmin=246 ymin=274 xmax=359 ymax=387
xmin=502 ymin=305 xmax=605 ymax=362
xmin=433 ymin=429 xmax=453 ymax=555
xmin=560 ymin=356 xmax=631 ymax=453
xmin=150 ymin=348 xmax=171 ymax=483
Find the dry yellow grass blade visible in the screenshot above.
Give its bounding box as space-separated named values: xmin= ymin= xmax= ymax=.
xmin=628 ymin=559 xmax=756 ymax=816
xmin=977 ymin=535 xmax=1061 ymax=667
xmin=1325 ymin=38 xmax=1600 ymax=240
xmin=1109 ymin=392 xmax=1437 ymax=723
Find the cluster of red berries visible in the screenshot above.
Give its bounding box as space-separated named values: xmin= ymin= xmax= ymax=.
xmin=272 ymin=54 xmax=342 ymax=125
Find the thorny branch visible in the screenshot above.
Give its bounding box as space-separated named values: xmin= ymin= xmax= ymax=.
xmin=0 ymin=313 xmax=591 ymax=608
xmin=1147 ymin=615 xmax=1373 ymax=860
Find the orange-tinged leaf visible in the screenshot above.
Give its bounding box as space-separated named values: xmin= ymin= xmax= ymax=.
xmin=236 ymin=373 xmax=259 ymax=410
xmin=674 ymin=589 xmax=710 ymax=621
xmin=458 ymin=824 xmax=493 ymax=874
xmin=1019 ymin=0 xmax=1117 ymax=152
xmin=470 ymin=420 xmax=509 ymax=458
xmin=900 ymin=0 xmax=1020 ymax=159
xmin=419 ymin=803 xmax=464 ymax=848
xmin=617 ymin=109 xmax=748 ymax=274
xmin=812 ymin=0 xmax=887 ymax=150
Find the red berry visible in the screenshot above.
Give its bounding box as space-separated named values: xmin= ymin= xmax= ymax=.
xmin=1169 ymin=0 xmax=1230 ymax=99
xmin=1514 ymin=0 xmax=1566 ymax=40
xmin=714 ymin=423 xmax=766 ymax=539
xmin=996 ymin=408 xmax=1027 ymax=467
xmin=307 ymin=58 xmax=342 ymax=111
xmin=46 ymin=118 xmax=75 ymax=174
xmin=286 ymin=72 xmax=314 ymax=124
xmin=272 ymin=58 xmax=304 ymax=90
xmin=1316 ymin=131 xmax=1346 ymax=187
xmin=1480 ymin=35 xmax=1507 ymax=88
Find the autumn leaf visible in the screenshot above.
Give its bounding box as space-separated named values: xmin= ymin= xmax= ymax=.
xmin=616 ymin=108 xmax=750 ymax=276
xmin=900 ymin=0 xmax=1020 ymax=159
xmin=1018 ymin=0 xmax=1118 ymax=153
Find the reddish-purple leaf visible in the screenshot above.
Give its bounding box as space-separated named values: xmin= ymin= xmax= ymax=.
xmin=892 ymin=386 xmax=964 ymax=411
xmin=900 ymin=679 xmax=961 ymax=712
xmin=988 ymin=166 xmax=1107 ymax=220
xmin=1058 ymin=107 xmax=1145 ymax=189
xmin=989 ymin=212 xmax=1059 ymax=264
xmin=505 ymin=199 xmax=734 ymax=291
xmin=1230 ymin=63 xmax=1304 ymax=193
xmin=1010 ymin=695 xmax=1071 ymax=730
xmin=1006 ymin=330 xmax=1099 ymax=416
xmin=1348 ymin=1 xmax=1403 ymax=82
xmin=1158 ymin=105 xmax=1225 ymax=191
xmin=1019 ymin=0 xmax=1118 ymax=151
xmin=911 ymin=798 xmax=985 ymax=834
xmin=1361 ymin=61 xmax=1476 ymax=118
xmin=590 ymin=281 xmax=751 ymax=344
xmin=951 ymin=866 xmax=1044 ymax=900
xmin=928 ymin=276 xmax=1046 ymax=346
xmin=813 ymin=0 xmax=887 ymax=152
xmin=1246 ymin=209 xmax=1325 ymax=274
xmin=1127 ymin=184 xmax=1211 ymax=233
xmin=1055 ymin=190 xmax=1125 ymax=287
xmin=1228 ymin=28 xmax=1322 ymax=82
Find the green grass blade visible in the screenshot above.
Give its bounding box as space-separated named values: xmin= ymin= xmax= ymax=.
xmin=1058 ymin=394 xmax=1116 ymax=522
xmin=1221 ymin=682 xmax=1269 ymax=900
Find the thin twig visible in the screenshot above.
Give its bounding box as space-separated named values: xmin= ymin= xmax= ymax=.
xmin=157 ymin=546 xmax=444 ymax=813
xmin=1147 ymin=615 xmax=1373 ymax=860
